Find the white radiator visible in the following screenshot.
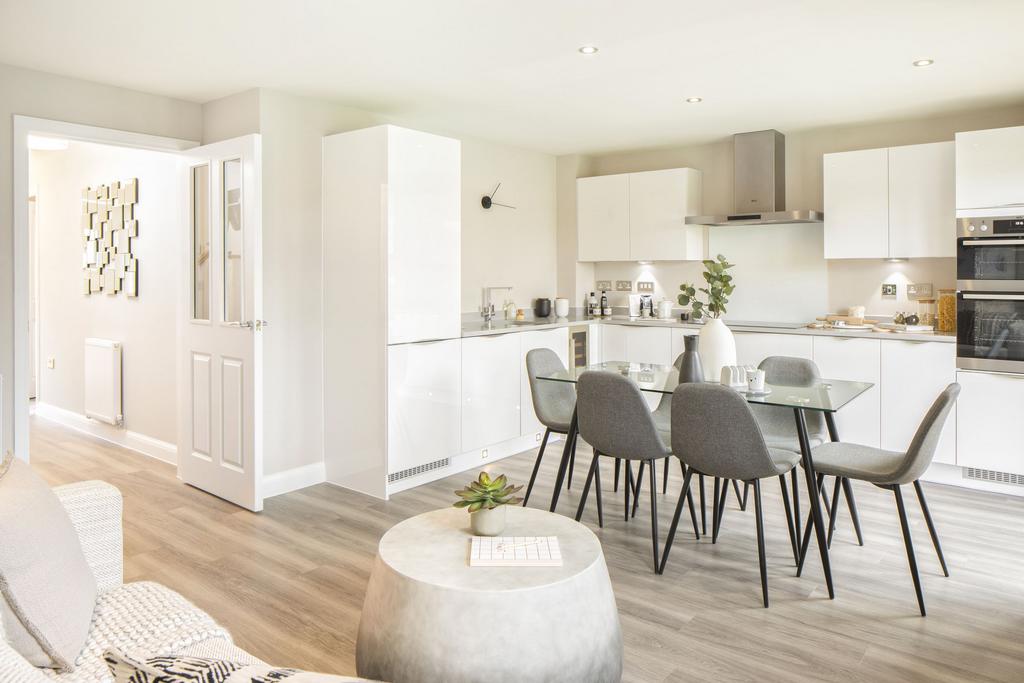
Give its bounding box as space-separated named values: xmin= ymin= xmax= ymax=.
xmin=84 ymin=338 xmax=122 ymax=426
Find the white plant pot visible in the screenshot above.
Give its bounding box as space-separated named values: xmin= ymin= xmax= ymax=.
xmin=698 ymin=317 xmax=736 ymax=381
xmin=470 ymin=505 xmax=507 ymax=536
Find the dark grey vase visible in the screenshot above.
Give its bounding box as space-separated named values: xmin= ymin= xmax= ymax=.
xmin=679 ymin=335 xmax=704 ymax=383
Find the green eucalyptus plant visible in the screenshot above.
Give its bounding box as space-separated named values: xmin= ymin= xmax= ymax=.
xmin=453 ymin=472 xmax=523 ymax=512
xmin=678 ymin=254 xmax=735 ymax=320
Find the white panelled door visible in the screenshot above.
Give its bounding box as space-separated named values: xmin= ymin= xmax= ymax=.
xmin=178 ymin=135 xmax=263 ymax=512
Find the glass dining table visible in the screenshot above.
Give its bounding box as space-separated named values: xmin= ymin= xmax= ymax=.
xmin=537 ymin=360 xmax=875 ymax=600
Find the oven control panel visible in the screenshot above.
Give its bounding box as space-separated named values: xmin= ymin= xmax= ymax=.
xmin=958 ymin=216 xmax=1024 ymax=239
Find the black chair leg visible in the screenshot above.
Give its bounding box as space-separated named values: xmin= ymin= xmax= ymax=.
xmin=699 ymin=474 xmax=707 ymax=536
xmin=625 ymin=462 xmax=634 ymax=522
xmin=649 ymin=459 xmax=660 ymax=573
xmin=566 ymin=434 xmax=577 ymax=490
xmin=791 ymin=468 xmax=801 ymax=541
xmin=632 ymin=460 xmax=646 ymax=519
xmin=779 ymin=474 xmax=799 ymax=565
xmin=594 ymin=453 xmax=604 ymax=528
xmin=712 ymin=478 xmax=720 ymax=541
xmin=893 ymin=484 xmax=927 ymax=616
xmin=826 ymin=476 xmax=842 ymax=548
xmin=663 ymin=457 xmax=669 ymax=495
xmin=753 ymin=479 xmax=768 ymax=608
xmin=613 ymin=458 xmax=621 ymax=493
xmin=842 ymin=477 xmax=865 ymax=546
xmin=659 ymin=467 xmax=694 ymax=574
xmin=574 ymin=452 xmax=600 ymax=522
xmin=732 ymin=479 xmax=749 ymax=511
xmin=681 ymin=461 xmax=700 ymax=540
xmin=796 ymin=473 xmax=825 ymax=576
xmin=713 ymin=478 xmax=730 ymax=544
xmin=914 ymin=480 xmax=949 ymax=577
xmin=522 ymin=428 xmax=550 ymax=507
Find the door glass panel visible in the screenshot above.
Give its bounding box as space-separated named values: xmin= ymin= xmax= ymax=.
xmin=957 ymin=239 xmax=1024 ymax=281
xmin=223 ymin=159 xmax=242 ymax=322
xmin=192 ymin=164 xmax=210 ymax=321
xmin=957 ymin=294 xmax=1024 ymax=363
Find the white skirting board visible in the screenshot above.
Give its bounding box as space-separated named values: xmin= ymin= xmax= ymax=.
xmin=922 ymin=461 xmax=1024 ymax=498
xmin=263 ymin=461 xmax=327 ymax=499
xmin=33 ymin=402 xmax=175 ymax=464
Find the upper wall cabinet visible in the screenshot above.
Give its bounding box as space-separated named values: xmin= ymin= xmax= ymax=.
xmin=823 ymin=142 xmax=954 ymax=259
xmin=577 ymin=168 xmax=703 ymax=262
xmin=955 ymin=125 xmax=1024 ymax=212
xmin=577 ymin=173 xmax=630 ymax=262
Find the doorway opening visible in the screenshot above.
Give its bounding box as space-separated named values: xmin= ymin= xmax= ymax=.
xmin=27 ymin=136 xmax=183 ymax=463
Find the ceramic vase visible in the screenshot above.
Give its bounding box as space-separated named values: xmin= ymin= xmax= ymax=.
xmin=698 ymin=317 xmax=736 ymax=381
xmin=679 ymin=335 xmax=705 ymax=383
xmin=470 ymin=505 xmax=506 ymax=536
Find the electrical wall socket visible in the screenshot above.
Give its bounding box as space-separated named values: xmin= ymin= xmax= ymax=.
xmin=595 ymin=280 xmax=612 ymax=291
xmin=46 ymin=357 xmax=55 ymax=369
xmin=907 ymin=283 xmax=933 ymax=299
xmin=637 ymin=281 xmax=654 ymax=293
xmin=615 ymin=280 xmax=633 ymax=292
xmin=881 ymin=283 xmax=897 ymax=296
xmin=481 ymin=449 xmax=489 ymax=460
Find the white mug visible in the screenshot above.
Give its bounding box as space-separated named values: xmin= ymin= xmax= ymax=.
xmin=720 ymin=365 xmax=747 ymax=387
xmin=747 ymin=368 xmax=766 ymax=393
xmin=554 ymin=298 xmax=569 ymax=317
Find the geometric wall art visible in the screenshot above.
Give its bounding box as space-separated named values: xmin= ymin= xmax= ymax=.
xmin=82 ymin=178 xmax=138 ymax=297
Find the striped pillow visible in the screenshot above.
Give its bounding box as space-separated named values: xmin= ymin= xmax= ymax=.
xmin=103 ymin=649 xmax=365 ymax=683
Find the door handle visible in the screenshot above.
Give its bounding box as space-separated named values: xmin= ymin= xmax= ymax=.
xmin=960 ymin=239 xmax=1024 ymax=246
xmin=961 ymin=293 xmax=1024 ymax=301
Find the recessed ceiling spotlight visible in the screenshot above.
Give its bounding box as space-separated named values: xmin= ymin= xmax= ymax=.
xmin=912 ymin=58 xmax=934 ymax=67
xmin=578 ymin=45 xmax=599 ymax=55
xmin=685 ymin=97 xmax=703 ymax=103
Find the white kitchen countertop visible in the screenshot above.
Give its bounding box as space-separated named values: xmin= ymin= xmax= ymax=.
xmin=460 ymin=312 xmax=955 ymax=343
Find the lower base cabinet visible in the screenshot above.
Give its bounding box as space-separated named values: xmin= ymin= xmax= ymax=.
xmin=462 ymin=333 xmax=521 ymax=453
xmin=956 ymin=370 xmax=1024 ymax=475
xmin=880 ymin=340 xmax=956 ymax=464
xmin=387 ymin=340 xmax=462 ymax=475
xmin=812 ymin=337 xmax=881 ymax=447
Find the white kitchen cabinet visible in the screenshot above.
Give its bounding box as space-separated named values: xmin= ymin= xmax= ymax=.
xmin=824 ymin=148 xmax=890 ymax=259
xmin=386 ymin=127 xmax=462 ymax=344
xmin=956 ymin=125 xmax=1024 ymax=212
xmin=880 ymin=340 xmax=956 ymax=465
xmin=624 ymin=326 xmax=672 ymax=365
xmin=577 ymin=174 xmax=630 ymax=262
xmin=588 ymin=324 xmax=602 ymax=365
xmin=733 ymin=332 xmax=813 ymax=368
xmin=462 ymin=334 xmax=521 ymax=452
xmin=628 ymin=169 xmax=704 ymax=261
xmin=888 ymin=142 xmax=955 ymax=258
xmin=812 ymin=337 xmax=880 ymax=447
xmin=578 ymin=168 xmax=703 ymax=262
xmin=824 ymin=142 xmax=955 ymax=259
xmin=956 ymin=370 xmax=1024 ymax=475
xmin=519 ymin=328 xmax=570 ymax=438
xmin=387 ymin=340 xmax=462 ymax=475
xmin=670 ymin=328 xmax=698 ymax=363
xmin=601 ymin=324 xmax=628 ymax=362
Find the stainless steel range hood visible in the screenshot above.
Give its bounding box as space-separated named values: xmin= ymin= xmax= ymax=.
xmin=685 ymin=129 xmax=823 ymax=226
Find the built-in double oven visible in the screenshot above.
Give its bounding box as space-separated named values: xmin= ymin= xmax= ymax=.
xmin=957 ymin=215 xmax=1024 ymax=372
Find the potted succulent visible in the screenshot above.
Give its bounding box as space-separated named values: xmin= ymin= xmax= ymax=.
xmin=453 ymin=471 xmax=523 ymax=536
xmin=678 ymin=254 xmax=738 ymax=380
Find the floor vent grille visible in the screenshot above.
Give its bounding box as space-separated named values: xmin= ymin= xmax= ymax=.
xmin=964 ymin=467 xmax=1024 ymax=486
xmin=389 ymin=458 xmax=450 ymax=483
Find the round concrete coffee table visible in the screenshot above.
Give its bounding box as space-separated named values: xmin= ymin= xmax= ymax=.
xmin=356 ymin=506 xmax=622 ymax=683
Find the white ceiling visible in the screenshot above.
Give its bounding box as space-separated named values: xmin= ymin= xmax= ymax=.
xmin=2 ymin=0 xmax=1023 ymax=155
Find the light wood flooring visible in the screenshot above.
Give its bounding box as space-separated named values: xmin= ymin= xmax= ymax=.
xmin=30 ymin=416 xmax=1024 ymax=682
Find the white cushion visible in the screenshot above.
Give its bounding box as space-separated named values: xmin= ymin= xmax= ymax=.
xmin=0 ymin=455 xmax=96 ymax=671
xmin=41 ymin=582 xmax=233 ymax=683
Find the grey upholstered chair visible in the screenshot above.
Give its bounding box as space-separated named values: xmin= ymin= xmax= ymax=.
xmin=751 ymin=356 xmax=863 ymax=546
xmin=662 ymin=383 xmax=802 ymax=606
xmin=798 ymin=383 xmax=960 ymax=616
xmin=575 ymin=371 xmax=698 ymax=571
xmin=522 ymin=348 xmax=578 ymax=506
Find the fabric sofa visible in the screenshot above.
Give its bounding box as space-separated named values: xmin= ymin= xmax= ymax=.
xmin=0 ymin=480 xmax=364 ymax=682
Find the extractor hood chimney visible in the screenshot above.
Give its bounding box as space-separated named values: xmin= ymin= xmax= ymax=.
xmin=685 ymin=129 xmax=823 ymax=226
